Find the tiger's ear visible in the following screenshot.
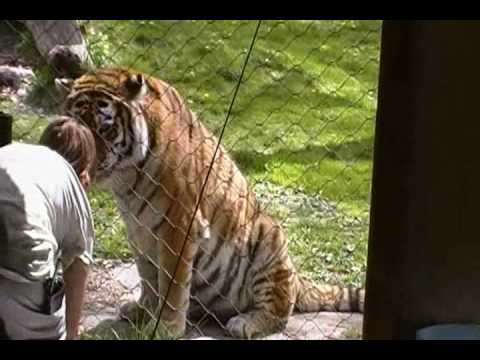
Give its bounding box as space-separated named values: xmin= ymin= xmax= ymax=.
xmin=54 ymin=78 xmax=74 ymax=98
xmin=123 ymin=73 xmax=147 ymax=100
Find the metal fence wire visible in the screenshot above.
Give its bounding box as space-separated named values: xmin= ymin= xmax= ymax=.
xmin=0 ymin=20 xmax=381 ymax=340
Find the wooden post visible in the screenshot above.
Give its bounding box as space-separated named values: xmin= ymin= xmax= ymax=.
xmin=0 ymin=112 xmax=12 ymax=147
xmin=363 ymin=21 xmax=480 ymax=339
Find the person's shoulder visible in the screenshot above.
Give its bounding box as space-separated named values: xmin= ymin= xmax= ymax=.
xmin=3 ymin=142 xmax=53 ymax=155
xmin=17 ymin=143 xmax=64 ymax=160
xmin=1 ymin=143 xmax=71 ymax=169
xmin=1 ymin=142 xmax=37 ymax=152
xmin=0 ymin=143 xmax=43 ymax=158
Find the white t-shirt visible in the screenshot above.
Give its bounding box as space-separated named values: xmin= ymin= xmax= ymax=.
xmin=0 ymin=143 xmax=95 ymax=283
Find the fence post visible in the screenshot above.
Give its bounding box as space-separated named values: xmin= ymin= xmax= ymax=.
xmin=0 ymin=112 xmax=12 ymax=147
xmin=363 ymin=20 xmax=480 ymax=339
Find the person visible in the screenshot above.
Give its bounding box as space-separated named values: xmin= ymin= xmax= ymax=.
xmin=0 ymin=117 xmax=97 ymax=340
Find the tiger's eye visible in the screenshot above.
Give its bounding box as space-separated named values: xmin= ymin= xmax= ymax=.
xmin=97 ymin=100 xmax=109 ymax=108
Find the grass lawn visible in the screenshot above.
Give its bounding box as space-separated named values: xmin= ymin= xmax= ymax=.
xmin=3 ymin=20 xmax=381 ymax=288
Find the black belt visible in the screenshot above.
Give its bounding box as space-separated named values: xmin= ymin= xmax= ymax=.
xmin=0 ymin=317 xmax=11 ymax=340
xmin=43 ymin=276 xmax=65 ymax=315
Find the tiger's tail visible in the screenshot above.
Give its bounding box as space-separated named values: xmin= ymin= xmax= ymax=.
xmin=294 ymin=276 xmax=364 ymax=313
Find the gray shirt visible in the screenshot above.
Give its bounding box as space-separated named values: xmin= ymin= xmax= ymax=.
xmin=0 ymin=143 xmax=95 ymax=283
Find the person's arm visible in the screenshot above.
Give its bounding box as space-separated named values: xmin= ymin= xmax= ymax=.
xmin=63 ymin=257 xmax=89 ymax=340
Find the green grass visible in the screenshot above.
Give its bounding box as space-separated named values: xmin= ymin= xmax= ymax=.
xmin=88 ymin=187 xmax=130 ymax=259
xmin=342 ymin=326 xmax=363 ymax=340
xmin=85 ymin=20 xmax=380 ymax=287
xmin=80 ymin=320 xmax=176 ymax=340
xmin=5 ymin=20 xmax=381 ymax=289
xmin=0 ymin=101 xmax=48 ymax=143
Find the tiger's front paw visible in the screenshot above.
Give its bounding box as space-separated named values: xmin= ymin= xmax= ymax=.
xmin=119 ymin=301 xmax=153 ymax=325
xmin=147 ymin=318 xmax=186 ymax=340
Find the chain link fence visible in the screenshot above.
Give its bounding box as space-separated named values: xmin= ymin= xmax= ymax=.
xmin=0 ymin=20 xmax=381 ymax=340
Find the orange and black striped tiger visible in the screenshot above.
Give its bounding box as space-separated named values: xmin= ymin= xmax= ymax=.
xmin=55 ymin=67 xmax=364 ymax=339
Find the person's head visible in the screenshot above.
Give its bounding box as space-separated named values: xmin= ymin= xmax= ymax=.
xmin=39 ymin=116 xmax=97 ymax=191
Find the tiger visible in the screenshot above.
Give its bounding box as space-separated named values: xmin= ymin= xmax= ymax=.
xmin=55 ymin=67 xmax=365 ymax=339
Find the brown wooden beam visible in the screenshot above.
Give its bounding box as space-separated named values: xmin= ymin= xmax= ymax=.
xmin=0 ymin=112 xmax=12 ymax=147
xmin=364 ymin=20 xmax=480 ymax=339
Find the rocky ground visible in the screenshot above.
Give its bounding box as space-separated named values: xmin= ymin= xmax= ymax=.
xmin=81 ymin=260 xmax=363 ymax=340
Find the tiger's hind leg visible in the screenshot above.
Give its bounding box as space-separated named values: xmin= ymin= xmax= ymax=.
xmin=225 ymin=266 xmax=296 ymax=339
xmin=226 ymin=310 xmax=287 ymax=339
xmin=225 ymin=217 xmax=297 ymax=339
xmin=226 ymin=242 xmax=296 ymax=339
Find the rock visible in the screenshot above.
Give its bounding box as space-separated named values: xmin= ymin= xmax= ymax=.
xmin=48 ymin=44 xmax=92 ymax=78
xmin=0 ymin=65 xmax=34 ymax=91
xmin=22 ymin=21 xmax=93 ymax=78
xmin=183 ymin=312 xmax=362 ymax=340
xmin=111 ymin=262 xmax=142 ymax=297
xmin=81 ymin=261 xmax=363 ymax=340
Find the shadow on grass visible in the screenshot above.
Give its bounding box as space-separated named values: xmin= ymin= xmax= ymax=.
xmin=232 ymin=137 xmax=373 ymax=175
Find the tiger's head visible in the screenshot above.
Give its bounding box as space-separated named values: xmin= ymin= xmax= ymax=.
xmin=55 ymin=68 xmax=151 ymax=184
